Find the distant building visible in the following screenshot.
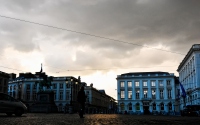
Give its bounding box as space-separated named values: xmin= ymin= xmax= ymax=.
xmin=177 ymin=44 xmax=200 ymax=109
xmin=116 ymin=72 xmax=179 ymax=114
xmin=0 ymin=71 xmax=10 ymax=93
xmin=8 ymin=72 xmax=116 ymax=114
xmin=84 ymin=83 xmax=117 ymax=114
xmin=8 ymin=72 xmax=83 ymax=113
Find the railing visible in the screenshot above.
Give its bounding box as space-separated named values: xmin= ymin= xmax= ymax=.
xmin=141 ymin=98 xmax=151 ymax=101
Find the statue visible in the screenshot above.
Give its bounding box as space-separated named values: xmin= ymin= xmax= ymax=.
xmin=35 ymin=63 xmax=53 ymax=91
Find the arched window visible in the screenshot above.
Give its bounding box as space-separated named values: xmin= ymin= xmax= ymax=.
xmin=168 ymin=103 xmax=172 ymax=111
xmin=120 ymin=103 xmax=125 ymax=111
xmin=135 ymin=103 xmax=140 ymax=110
xmin=128 ymin=103 xmax=132 ymax=110
xmin=160 ymin=103 xmax=164 ymax=110
xmin=153 ymin=103 xmax=156 ymax=110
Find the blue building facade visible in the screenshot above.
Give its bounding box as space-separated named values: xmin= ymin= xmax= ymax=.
xmin=117 ymin=72 xmax=179 ymax=115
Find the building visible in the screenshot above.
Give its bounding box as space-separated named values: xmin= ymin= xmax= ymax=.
xmin=84 ymin=83 xmax=117 ymax=114
xmin=116 ymin=72 xmax=179 ymax=115
xmin=8 ymin=72 xmax=83 ymax=113
xmin=177 ymin=44 xmax=200 ymax=109
xmin=0 ymin=71 xmax=10 ymax=93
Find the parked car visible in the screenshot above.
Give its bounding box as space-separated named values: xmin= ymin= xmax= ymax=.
xmin=181 ymin=105 xmax=200 ymax=116
xmin=0 ymin=93 xmax=27 ymax=116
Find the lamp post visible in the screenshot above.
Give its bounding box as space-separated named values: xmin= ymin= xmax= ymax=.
xmin=70 ymin=78 xmax=73 ymax=106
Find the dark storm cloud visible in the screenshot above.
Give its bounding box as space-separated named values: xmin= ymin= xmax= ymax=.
xmin=0 ymin=0 xmax=200 ymax=72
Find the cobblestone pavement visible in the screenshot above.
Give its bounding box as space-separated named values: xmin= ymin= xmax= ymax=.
xmin=0 ymin=113 xmax=200 ymax=125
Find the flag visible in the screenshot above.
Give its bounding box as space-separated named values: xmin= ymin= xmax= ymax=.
xmin=179 ymin=81 xmax=186 ymax=98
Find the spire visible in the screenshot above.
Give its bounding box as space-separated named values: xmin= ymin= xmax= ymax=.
xmin=40 ymin=63 xmax=43 ymax=73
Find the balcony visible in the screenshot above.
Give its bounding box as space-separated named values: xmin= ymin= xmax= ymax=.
xmin=141 ymin=98 xmax=152 ymax=101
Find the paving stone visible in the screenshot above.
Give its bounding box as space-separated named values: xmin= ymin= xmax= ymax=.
xmin=0 ymin=113 xmax=200 ymax=125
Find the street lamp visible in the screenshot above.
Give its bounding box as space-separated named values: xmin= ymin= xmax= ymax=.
xmin=70 ymin=78 xmax=73 ymax=106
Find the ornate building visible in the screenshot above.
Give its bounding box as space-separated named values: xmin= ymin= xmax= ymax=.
xmin=117 ymin=72 xmax=179 ymax=115
xmin=8 ymin=72 xmax=82 ymax=113
xmin=177 ymin=44 xmax=200 ymax=109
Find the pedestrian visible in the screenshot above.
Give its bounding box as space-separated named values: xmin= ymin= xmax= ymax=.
xmin=77 ymin=86 xmax=86 ymax=118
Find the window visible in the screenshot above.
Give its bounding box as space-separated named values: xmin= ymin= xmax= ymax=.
xmin=168 ymin=89 xmax=172 ymax=98
xmin=121 ymin=91 xmax=125 ymax=99
xmin=136 ymin=90 xmax=140 ymax=99
xmin=120 ymin=103 xmax=125 ymax=111
xmin=66 ymin=83 xmax=70 ymax=88
xmin=66 ymin=91 xmax=70 ymax=100
xmin=151 ymin=81 xmax=156 ymax=87
xmin=10 ymin=86 xmax=12 ymax=91
xmin=135 ymin=81 xmax=139 ymax=87
xmin=120 ymin=82 xmax=125 ymax=87
xmin=128 ymin=91 xmax=132 ymax=99
xmin=160 ymin=90 xmax=164 ymax=99
xmin=128 ymin=103 xmax=132 ymax=110
xmin=159 ymin=81 xmax=163 ymax=87
xmin=153 ymin=103 xmax=156 ymax=110
xmin=14 ymin=85 xmax=16 ymax=90
xmin=136 ymin=103 xmax=140 ymax=110
xmin=160 ymin=103 xmax=164 ymax=110
xmin=32 ymin=92 xmax=37 ymax=100
xmin=168 ymin=103 xmax=172 ymax=111
xmin=167 ymin=80 xmax=171 ymax=85
xmin=128 ymin=81 xmax=132 ymax=87
xmin=59 ymin=91 xmax=63 ymax=100
xmin=33 ymin=84 xmax=36 ymax=89
xmin=60 ymin=83 xmax=63 ymax=89
xmin=143 ymin=81 xmax=147 ymax=86
xmin=53 ymin=84 xmax=57 ymax=89
xmin=26 ymin=84 xmax=30 ymax=90
xmin=152 ymin=90 xmax=156 ymax=99
xmin=143 ymin=90 xmax=148 ymax=98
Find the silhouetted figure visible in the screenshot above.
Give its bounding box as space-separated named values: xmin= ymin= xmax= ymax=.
xmin=77 ymin=86 xmax=86 ymax=118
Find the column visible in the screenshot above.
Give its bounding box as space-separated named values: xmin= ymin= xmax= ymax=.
xmin=132 ymin=80 xmax=135 ymax=100
xmin=148 ymin=80 xmax=151 ymax=98
xmin=156 ymin=80 xmax=159 ymax=99
xmin=30 ymin=82 xmax=33 ymax=101
xmin=63 ymin=82 xmax=66 ymax=100
xmin=125 ymin=80 xmax=128 ymax=100
xmin=140 ymin=80 xmax=143 ymax=99
xmin=57 ymin=83 xmax=59 ymax=101
xmin=164 ymin=80 xmax=167 ymax=99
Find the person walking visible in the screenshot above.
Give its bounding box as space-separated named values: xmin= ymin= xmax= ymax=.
xmin=77 ymin=86 xmax=86 ymax=118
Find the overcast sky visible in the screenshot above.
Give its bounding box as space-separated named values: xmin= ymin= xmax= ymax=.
xmin=0 ymin=0 xmax=200 ymax=99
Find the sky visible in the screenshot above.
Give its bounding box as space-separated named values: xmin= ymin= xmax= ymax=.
xmin=0 ymin=0 xmax=200 ymax=100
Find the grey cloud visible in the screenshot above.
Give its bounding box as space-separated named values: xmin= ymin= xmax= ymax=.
xmin=0 ymin=0 xmax=200 ymax=74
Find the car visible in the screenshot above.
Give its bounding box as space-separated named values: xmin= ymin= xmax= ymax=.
xmin=181 ymin=105 xmax=200 ymax=116
xmin=0 ymin=93 xmax=27 ymax=116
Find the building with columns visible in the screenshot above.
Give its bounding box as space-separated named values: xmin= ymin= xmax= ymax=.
xmin=116 ymin=72 xmax=179 ymax=115
xmin=177 ymin=44 xmax=200 ymax=109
